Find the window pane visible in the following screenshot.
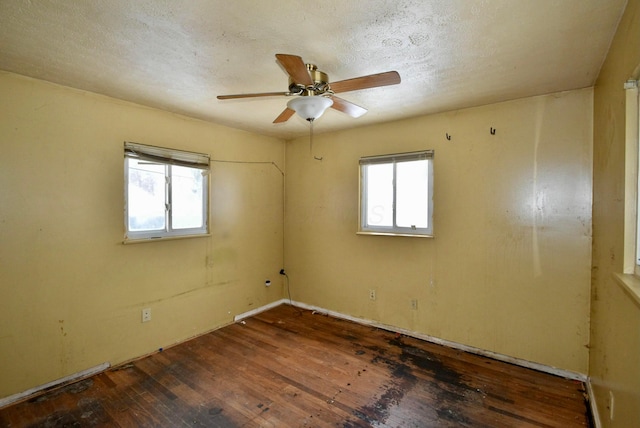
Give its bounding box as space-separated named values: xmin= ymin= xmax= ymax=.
xmin=171 ymin=165 xmax=204 ymax=229
xmin=128 ymin=159 xmax=166 ymax=231
xmin=396 ymin=160 xmax=429 ymax=228
xmin=365 ymin=163 xmax=393 ymax=227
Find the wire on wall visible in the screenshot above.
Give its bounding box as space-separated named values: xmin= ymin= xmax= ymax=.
xmin=209 ymin=158 xmax=288 ymax=304
xmin=209 ymin=159 xmax=284 ymax=176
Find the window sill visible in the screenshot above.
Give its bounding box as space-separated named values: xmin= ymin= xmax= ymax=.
xmin=357 ymin=231 xmax=434 ymax=238
xmin=613 ymin=272 xmax=640 ymax=309
xmin=123 ymin=234 xmax=211 ymax=245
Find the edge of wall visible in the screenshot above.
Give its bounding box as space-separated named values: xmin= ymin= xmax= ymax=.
xmin=586 ymin=379 xmax=603 ymax=428
xmin=265 ymin=299 xmax=600 ymax=421
xmin=0 ymin=362 xmax=110 ymax=409
xmin=2 ymin=299 xmax=591 ymax=412
xmin=1 ymin=299 xmax=287 ymax=409
xmin=237 ymin=300 xmax=588 ymax=381
xmin=234 ymin=298 xmax=289 ymax=322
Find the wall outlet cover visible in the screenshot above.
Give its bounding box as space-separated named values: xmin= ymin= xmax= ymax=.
xmin=142 ymin=308 xmax=151 ymax=323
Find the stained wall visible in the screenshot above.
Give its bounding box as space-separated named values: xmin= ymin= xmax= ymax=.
xmin=285 ymin=88 xmax=593 ymax=374
xmin=590 ymin=0 xmax=640 ymax=424
xmin=0 ymin=72 xmax=285 ymax=398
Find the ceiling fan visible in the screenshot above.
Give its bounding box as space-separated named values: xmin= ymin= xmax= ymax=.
xmin=217 ymin=54 xmax=401 ymax=123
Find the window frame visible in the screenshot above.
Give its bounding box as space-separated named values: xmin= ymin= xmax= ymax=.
xmin=358 ymin=150 xmax=434 ymax=237
xmin=124 ymin=142 xmax=210 ymax=242
xmin=621 ymin=81 xmax=639 ymax=273
xmin=633 ymin=80 xmax=640 ymax=276
xmin=615 ymin=76 xmax=640 ymax=307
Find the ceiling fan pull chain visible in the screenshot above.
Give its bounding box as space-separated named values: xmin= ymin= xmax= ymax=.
xmin=309 ymin=119 xmax=323 ymax=161
xmin=309 ymin=118 xmax=313 ymax=157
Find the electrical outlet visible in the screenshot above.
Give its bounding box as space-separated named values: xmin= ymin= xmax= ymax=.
xmin=411 ymin=299 xmax=418 ymax=310
xmin=142 ymin=308 xmax=151 ymax=323
xmin=369 ymin=289 xmax=376 ymax=301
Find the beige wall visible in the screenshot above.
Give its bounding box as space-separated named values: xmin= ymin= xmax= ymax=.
xmin=285 ymin=88 xmax=593 ymax=374
xmin=591 ymin=0 xmax=640 ymax=425
xmin=6 ymin=8 xmax=639 ymax=415
xmin=0 ymin=72 xmax=285 ymax=398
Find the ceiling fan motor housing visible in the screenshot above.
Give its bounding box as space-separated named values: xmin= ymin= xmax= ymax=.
xmin=288 ymin=64 xmax=330 ymax=96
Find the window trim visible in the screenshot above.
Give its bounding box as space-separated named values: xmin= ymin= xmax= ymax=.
xmin=124 ymin=142 xmax=210 ymax=242
xmin=617 ymin=76 xmax=640 ymax=308
xmin=622 ymin=81 xmax=640 ymax=274
xmin=358 ymin=150 xmax=434 ymax=238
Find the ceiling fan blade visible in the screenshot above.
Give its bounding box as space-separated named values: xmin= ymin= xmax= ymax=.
xmin=330 ymin=71 xmax=401 ymax=94
xmin=217 ymin=91 xmax=289 ymax=100
xmin=330 ymin=96 xmax=368 ymax=118
xmin=276 ymin=54 xmax=313 ymax=86
xmin=273 ymin=107 xmax=295 ymax=123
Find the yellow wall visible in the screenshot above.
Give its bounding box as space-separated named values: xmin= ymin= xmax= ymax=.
xmin=7 ymin=12 xmax=636 ymax=407
xmin=285 ymin=88 xmax=593 ymax=374
xmin=0 ymin=71 xmax=285 ymax=398
xmin=591 ymin=0 xmax=640 ymax=425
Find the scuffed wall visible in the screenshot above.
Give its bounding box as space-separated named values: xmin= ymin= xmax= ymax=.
xmin=285 ymin=89 xmax=593 ymax=374
xmin=0 ymin=71 xmax=285 ymax=399
xmin=591 ymin=0 xmax=640 ymax=425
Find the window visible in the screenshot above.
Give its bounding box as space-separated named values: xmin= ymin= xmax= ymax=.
xmin=359 ymin=150 xmax=434 ymax=237
xmin=620 ymin=79 xmax=640 ymax=275
xmin=632 ymin=80 xmax=640 ymax=276
xmin=615 ymin=77 xmax=640 ymax=304
xmin=124 ymin=142 xmax=209 ymax=241
xmin=622 ymin=80 xmax=639 ymax=273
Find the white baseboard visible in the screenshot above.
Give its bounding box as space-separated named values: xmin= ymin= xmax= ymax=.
xmin=286 ymin=300 xmax=588 ymax=382
xmin=2 ymin=299 xmax=593 ymax=413
xmin=234 ymin=298 xmax=288 ymax=322
xmin=0 ymin=362 xmax=110 ymax=409
xmin=586 ymin=378 xmax=602 ymax=428
xmin=1 ymin=299 xmax=289 ymax=409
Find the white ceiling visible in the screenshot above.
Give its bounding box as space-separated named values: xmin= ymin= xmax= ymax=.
xmin=0 ymin=0 xmax=627 ymax=140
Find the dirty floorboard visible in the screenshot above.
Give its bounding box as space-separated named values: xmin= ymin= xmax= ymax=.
xmin=0 ymin=304 xmax=592 ymax=427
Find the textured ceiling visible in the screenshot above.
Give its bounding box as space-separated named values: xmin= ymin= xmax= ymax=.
xmin=0 ymin=0 xmax=627 ymax=140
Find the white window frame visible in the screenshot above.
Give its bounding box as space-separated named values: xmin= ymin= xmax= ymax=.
xmin=124 ymin=142 xmax=210 ymax=242
xmin=358 ymin=150 xmax=434 ymax=237
xmin=615 ymin=77 xmax=640 ymax=306
xmin=619 ymin=80 xmax=640 ymax=275
xmin=633 ymin=80 xmax=640 ymax=276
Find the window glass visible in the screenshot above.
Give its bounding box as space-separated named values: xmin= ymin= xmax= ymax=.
xmin=127 ymin=159 xmax=166 ymax=232
xmin=365 ymin=163 xmax=393 ymax=227
xmin=359 ymin=151 xmax=433 ymax=237
xmin=396 ymin=160 xmax=429 ymax=229
xmin=124 ymin=142 xmax=209 ymax=241
xmin=171 ymin=165 xmax=205 ymax=230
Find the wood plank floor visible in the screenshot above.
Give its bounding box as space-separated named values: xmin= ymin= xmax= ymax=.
xmin=0 ymin=304 xmax=592 ymax=427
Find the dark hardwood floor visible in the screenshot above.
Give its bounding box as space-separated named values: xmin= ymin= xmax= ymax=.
xmin=0 ymin=304 xmax=592 ymax=427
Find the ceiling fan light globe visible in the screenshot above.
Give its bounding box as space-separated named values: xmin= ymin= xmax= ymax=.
xmin=287 ymin=96 xmax=333 ymax=121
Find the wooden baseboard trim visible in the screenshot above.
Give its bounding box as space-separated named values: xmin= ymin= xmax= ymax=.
xmin=0 ymin=362 xmax=110 ymax=409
